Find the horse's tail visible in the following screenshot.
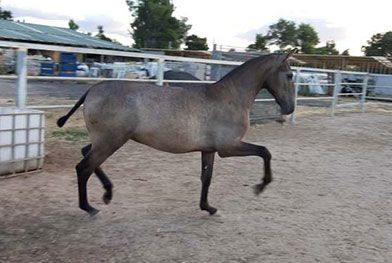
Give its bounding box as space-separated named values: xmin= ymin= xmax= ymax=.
xmin=57 ymin=90 xmax=89 ymax=127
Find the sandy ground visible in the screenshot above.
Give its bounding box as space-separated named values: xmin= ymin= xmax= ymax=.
xmin=0 ymin=104 xmax=391 ymax=263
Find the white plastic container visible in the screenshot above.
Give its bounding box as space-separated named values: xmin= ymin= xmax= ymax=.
xmin=0 ymin=107 xmax=44 ymax=176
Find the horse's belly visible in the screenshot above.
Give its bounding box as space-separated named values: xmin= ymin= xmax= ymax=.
xmin=132 ymin=132 xmax=205 ymax=153
xmin=131 ymin=123 xmax=209 ymax=153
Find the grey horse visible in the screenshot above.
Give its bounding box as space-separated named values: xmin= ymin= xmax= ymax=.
xmin=57 ymin=51 xmax=296 ymax=215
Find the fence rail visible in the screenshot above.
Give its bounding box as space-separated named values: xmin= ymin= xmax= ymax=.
xmin=1 ymin=41 xmax=392 ymax=124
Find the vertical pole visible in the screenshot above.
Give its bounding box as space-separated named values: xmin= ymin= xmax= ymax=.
xmin=16 ymin=48 xmax=28 ymax=108
xmin=11 ymin=113 xmax=16 ymax=174
xmin=156 ymin=58 xmax=164 ymax=86
xmin=361 ymin=74 xmax=369 ymax=113
xmin=331 ymin=71 xmax=341 ymax=117
xmin=290 ymin=68 xmax=300 ymax=124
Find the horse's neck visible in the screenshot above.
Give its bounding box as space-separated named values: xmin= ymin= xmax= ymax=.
xmin=216 ymin=57 xmax=272 ymax=109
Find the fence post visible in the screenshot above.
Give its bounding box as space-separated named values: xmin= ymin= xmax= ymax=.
xmin=360 ymin=74 xmax=369 ymax=113
xmin=16 ymin=48 xmax=28 ymax=108
xmin=290 ymin=68 xmax=300 ymax=124
xmin=331 ymin=71 xmax=341 ymax=117
xmin=156 ymin=58 xmax=165 ymax=86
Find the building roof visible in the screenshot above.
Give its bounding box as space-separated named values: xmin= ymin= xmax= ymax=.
xmin=141 ymin=48 xmax=212 ymax=59
xmin=292 ymin=54 xmax=392 ymax=74
xmin=209 ymin=50 xmax=392 ymax=74
xmin=0 ymin=20 xmax=138 ymax=52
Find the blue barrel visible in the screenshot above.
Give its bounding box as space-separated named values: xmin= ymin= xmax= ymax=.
xmin=60 ymin=52 xmax=77 ymax=63
xmin=40 ymin=62 xmax=54 ymax=76
xmin=59 ymin=52 xmax=77 ymax=77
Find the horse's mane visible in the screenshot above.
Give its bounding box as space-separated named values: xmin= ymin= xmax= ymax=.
xmin=216 ymin=53 xmax=279 ymax=84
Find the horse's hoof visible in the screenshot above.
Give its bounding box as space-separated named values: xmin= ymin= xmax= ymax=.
xmin=103 ymin=192 xmax=112 ymax=205
xmin=88 ymin=207 xmax=100 ymax=216
xmin=208 ymin=207 xmax=218 ymax=215
xmin=201 ymin=205 xmax=217 ymax=215
xmin=253 ymin=183 xmax=267 ymax=196
xmin=81 ymin=205 xmax=100 ymax=216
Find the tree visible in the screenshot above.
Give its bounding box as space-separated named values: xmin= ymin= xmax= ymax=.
xmin=268 ymin=19 xmax=297 ymax=49
xmin=250 ymin=19 xmax=320 ymax=53
xmin=185 ymin=34 xmax=208 ymax=50
xmin=249 ymin=19 xmax=335 ymax=54
xmin=362 ymin=32 xmax=392 ymax=56
xmin=0 ymin=2 xmax=12 ymax=20
xmin=95 ymin=25 xmax=113 ymax=42
xmin=247 ymin=33 xmax=269 ymax=52
xmin=314 ymin=41 xmax=339 ymax=55
xmin=68 ymin=19 xmax=79 ymax=31
xmin=126 ymin=0 xmax=191 ymax=49
xmin=296 ymin=23 xmax=319 ymax=54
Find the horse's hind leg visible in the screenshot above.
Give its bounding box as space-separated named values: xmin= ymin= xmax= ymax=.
xmin=77 ymin=140 xmax=124 ymax=215
xmin=218 ymin=142 xmax=272 ymax=195
xmin=81 ymin=144 xmax=113 ymax=204
xmin=200 ymin=151 xmax=217 ymax=215
xmin=76 ymin=152 xmax=99 ymax=215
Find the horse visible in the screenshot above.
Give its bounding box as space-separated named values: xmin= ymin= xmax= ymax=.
xmin=57 ymin=51 xmax=296 ymax=215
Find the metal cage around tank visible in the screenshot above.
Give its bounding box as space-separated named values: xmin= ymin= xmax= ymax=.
xmin=0 ymin=107 xmax=44 ymax=176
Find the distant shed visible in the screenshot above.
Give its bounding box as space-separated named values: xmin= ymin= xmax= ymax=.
xmin=213 ymin=50 xmax=392 ymax=75
xmin=292 ymin=54 xmax=392 ymax=75
xmin=0 ymin=20 xmax=140 ymax=63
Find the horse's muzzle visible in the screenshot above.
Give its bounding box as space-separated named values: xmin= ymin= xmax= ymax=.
xmin=280 ymin=103 xmax=295 ymax=115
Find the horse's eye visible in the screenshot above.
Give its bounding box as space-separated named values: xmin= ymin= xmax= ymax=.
xmin=287 ymin=73 xmax=293 ymax=80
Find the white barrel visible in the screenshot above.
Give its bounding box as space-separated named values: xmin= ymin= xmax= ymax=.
xmin=0 ymin=107 xmax=44 ymax=176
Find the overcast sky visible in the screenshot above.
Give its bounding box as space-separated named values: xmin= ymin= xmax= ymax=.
xmin=3 ymin=0 xmax=392 ymax=55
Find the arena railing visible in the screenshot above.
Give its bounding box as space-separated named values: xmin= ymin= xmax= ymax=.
xmin=0 ymin=41 xmax=391 ymax=124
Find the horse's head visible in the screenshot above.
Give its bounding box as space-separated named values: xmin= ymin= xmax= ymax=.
xmin=263 ymin=50 xmax=296 ymax=115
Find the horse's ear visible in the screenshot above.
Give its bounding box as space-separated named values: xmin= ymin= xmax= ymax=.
xmin=283 ymin=48 xmax=298 ymax=62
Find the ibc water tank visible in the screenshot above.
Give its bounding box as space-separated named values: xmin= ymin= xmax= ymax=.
xmin=0 ymin=107 xmax=44 ymax=176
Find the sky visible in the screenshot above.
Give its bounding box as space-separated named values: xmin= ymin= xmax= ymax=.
xmin=3 ymin=0 xmax=392 ymax=55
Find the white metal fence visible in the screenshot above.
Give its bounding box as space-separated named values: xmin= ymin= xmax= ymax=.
xmin=1 ymin=41 xmax=391 ymax=124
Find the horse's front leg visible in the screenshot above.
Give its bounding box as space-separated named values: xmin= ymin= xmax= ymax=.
xmin=218 ymin=142 xmax=272 ymax=195
xmin=200 ymin=151 xmax=217 ymax=215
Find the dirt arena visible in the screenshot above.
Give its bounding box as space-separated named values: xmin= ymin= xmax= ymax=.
xmin=0 ymin=104 xmax=391 ymax=263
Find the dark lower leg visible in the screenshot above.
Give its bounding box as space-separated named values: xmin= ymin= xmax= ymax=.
xmin=200 ymin=151 xmax=217 ymax=215
xmin=218 ymin=142 xmax=272 ymax=195
xmin=95 ymin=170 xmax=112 ymax=204
xmin=76 ymin=157 xmax=99 ymax=215
xmin=82 ymin=144 xmax=113 ymax=204
xmin=253 ymin=145 xmax=272 ymax=195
